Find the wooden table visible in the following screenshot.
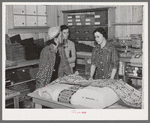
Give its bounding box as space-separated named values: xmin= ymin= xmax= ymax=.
xmin=5 ymin=89 xmax=20 ymax=108
xmin=28 ymin=91 xmax=130 ymax=109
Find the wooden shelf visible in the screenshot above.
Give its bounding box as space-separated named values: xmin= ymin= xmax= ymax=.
xmin=117 ymin=48 xmax=142 ymax=52
xmin=62 ymin=7 xmax=116 ymax=13
xmin=126 ymin=76 xmax=142 ymax=79
xmin=6 ymin=59 xmax=39 ymax=70
xmin=14 ymin=14 xmax=47 ymax=17
xmin=6 ymin=79 xmax=35 ymax=87
xmin=111 ymin=22 xmax=142 ymax=26
xmin=8 ymin=27 xmax=49 ymax=33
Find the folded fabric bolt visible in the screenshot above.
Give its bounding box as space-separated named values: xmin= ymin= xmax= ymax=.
xmin=36 ymin=83 xmax=73 ymax=101
xmin=70 ymin=86 xmax=119 ymax=109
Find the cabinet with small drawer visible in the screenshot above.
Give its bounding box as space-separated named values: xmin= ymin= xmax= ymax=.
xmin=62 ymin=7 xmax=115 ymax=41
xmin=13 ymin=5 xmax=47 ymax=27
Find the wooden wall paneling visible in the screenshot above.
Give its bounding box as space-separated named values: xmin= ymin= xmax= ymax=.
xmin=124 ymin=6 xmax=129 ymax=37
xmin=115 ymin=6 xmax=122 ymax=37
xmin=119 ymin=6 xmax=127 ymax=37
xmin=115 ymin=5 xmax=143 ymax=38
xmin=132 ymin=4 xmax=143 ymax=34
xmin=59 ymin=5 xmax=70 ymax=26
xmin=132 ymin=25 xmax=143 ymax=34
xmin=33 ymin=33 xmax=39 ymax=40
xmin=127 ymin=6 xmax=133 ymax=23
xmin=47 ymin=5 xmax=57 ymax=27
xmin=6 ymin=5 xmax=13 ymax=33
xmin=126 ymin=6 xmax=133 ymax=37
xmin=19 ymin=33 xmax=35 ymax=40
xmin=132 ymin=5 xmax=143 ymax=23
xmin=39 ymin=33 xmax=47 ymax=41
xmin=115 ymin=6 xmax=120 ymax=23
xmin=6 ymin=5 xmax=8 ymax=34
xmin=56 ymin=5 xmax=61 ymax=26
xmin=108 ymin=7 xmax=115 ymax=39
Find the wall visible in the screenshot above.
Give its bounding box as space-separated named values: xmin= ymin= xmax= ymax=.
xmin=115 ymin=5 xmax=143 ymax=38
xmin=6 ymin=5 xmax=143 ymax=42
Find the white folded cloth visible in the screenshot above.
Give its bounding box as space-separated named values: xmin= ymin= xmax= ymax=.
xmin=70 ymin=86 xmax=119 ymax=109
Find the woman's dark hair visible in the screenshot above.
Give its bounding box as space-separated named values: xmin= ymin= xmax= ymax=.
xmin=93 ymin=27 xmax=108 ymax=39
xmin=45 ymin=33 xmax=60 ymax=46
xmin=60 ymin=25 xmax=69 ymax=31
xmin=60 ymin=25 xmax=71 ymax=39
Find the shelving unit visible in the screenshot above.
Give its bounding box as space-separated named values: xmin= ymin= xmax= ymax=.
xmin=5 ymin=60 xmax=39 ymax=108
xmin=118 ymin=58 xmax=142 ymax=89
xmin=113 ymin=17 xmax=143 ymax=89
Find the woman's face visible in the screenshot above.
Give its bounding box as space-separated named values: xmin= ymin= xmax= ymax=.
xmin=55 ymin=32 xmax=62 ymax=44
xmin=62 ymin=29 xmax=69 ymax=40
xmin=94 ymin=31 xmax=104 ymax=45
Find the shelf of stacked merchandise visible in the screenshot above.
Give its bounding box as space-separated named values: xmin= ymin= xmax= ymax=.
xmin=111 ymin=34 xmax=142 ymax=89
xmin=113 ymin=34 xmax=142 ymax=58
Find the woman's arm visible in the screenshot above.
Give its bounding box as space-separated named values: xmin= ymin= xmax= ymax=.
xmin=90 ymin=64 xmax=96 ymax=79
xmin=90 ymin=47 xmax=97 ymax=79
xmin=68 ymin=42 xmax=76 ymax=63
xmin=110 ymin=45 xmax=119 ymax=79
xmin=110 ymin=68 xmax=117 ymax=79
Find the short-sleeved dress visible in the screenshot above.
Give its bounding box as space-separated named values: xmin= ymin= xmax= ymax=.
xmin=91 ymin=42 xmax=119 ymax=79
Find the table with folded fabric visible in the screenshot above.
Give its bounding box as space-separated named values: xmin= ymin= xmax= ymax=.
xmin=28 ymin=74 xmax=142 ymax=109
xmin=28 ymin=91 xmax=130 ymax=109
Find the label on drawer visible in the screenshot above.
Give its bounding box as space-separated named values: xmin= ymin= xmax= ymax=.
xmin=68 ymin=23 xmax=73 ymax=25
xmin=85 ymin=23 xmax=91 ymax=25
xmin=75 ymin=15 xmax=80 ymax=18
xmin=76 ymin=23 xmax=81 ymax=25
xmin=68 ymin=16 xmax=72 ymax=18
xmin=68 ymin=20 xmax=72 ymax=22
xmin=85 ymin=19 xmax=90 ymax=21
xmin=95 ymin=22 xmax=100 ymax=25
xmin=76 ymin=19 xmax=80 ymax=22
xmin=95 ymin=15 xmax=100 ymax=18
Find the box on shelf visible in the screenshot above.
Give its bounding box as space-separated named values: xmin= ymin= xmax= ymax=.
xmin=6 ymin=43 xmax=25 ymax=62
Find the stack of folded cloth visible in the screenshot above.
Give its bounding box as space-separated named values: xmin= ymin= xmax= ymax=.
xmin=8 ymin=34 xmax=45 ymax=61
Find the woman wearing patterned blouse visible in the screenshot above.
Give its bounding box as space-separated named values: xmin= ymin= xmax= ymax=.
xmin=36 ymin=26 xmax=72 ymax=89
xmin=90 ymin=27 xmax=119 ymax=80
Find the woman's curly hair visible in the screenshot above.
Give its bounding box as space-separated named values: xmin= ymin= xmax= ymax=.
xmin=93 ymin=27 xmax=108 ymax=46
xmin=93 ymin=27 xmax=108 ymax=39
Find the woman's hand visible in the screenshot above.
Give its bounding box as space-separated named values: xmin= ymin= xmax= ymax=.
xmin=89 ymin=77 xmax=93 ymax=81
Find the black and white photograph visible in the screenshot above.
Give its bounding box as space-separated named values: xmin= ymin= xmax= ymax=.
xmin=2 ymin=2 xmax=148 ymax=120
